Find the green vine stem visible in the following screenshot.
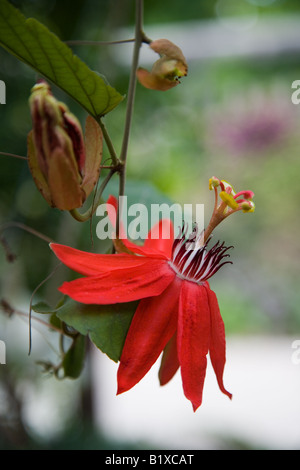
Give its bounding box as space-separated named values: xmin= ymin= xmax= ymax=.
xmin=69 ymin=168 xmax=116 ymax=222
xmin=119 ymin=0 xmax=144 ymax=176
xmin=0 ymin=151 xmax=27 ymax=160
xmin=28 ymin=262 xmax=62 ymax=355
xmin=0 ymin=221 xmax=54 ymax=244
xmin=0 ymin=299 xmax=64 ymax=336
xmin=116 ymin=0 xmax=146 ymax=235
xmin=97 ymin=118 xmax=119 ymax=167
xmin=69 ymin=0 xmax=147 ymax=228
xmin=65 ymin=39 xmax=136 ymax=46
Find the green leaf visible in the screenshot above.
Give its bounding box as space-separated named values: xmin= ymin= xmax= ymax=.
xmin=55 ymin=298 xmax=137 ymax=363
xmin=31 ymin=301 xmax=56 ymax=314
xmin=0 ymin=0 xmax=124 ymax=118
xmin=62 ymin=334 xmax=86 ymax=379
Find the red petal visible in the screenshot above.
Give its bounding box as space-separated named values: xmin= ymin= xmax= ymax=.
xmin=117 ymin=276 xmax=181 ymax=394
xmin=107 ymin=195 xmax=172 ymax=260
xmin=106 ymin=194 xmax=118 ymax=225
xmin=158 ymin=334 xmax=180 ymax=386
xmin=120 ymin=242 xmax=170 ymax=259
xmin=205 ymin=284 xmax=232 ymax=400
xmin=143 ymin=218 xmax=174 ymax=258
xmin=50 ymin=243 xmax=151 ymax=276
xmin=106 ymin=194 xmax=127 ymax=240
xmin=178 ymin=281 xmax=211 ymax=411
xmin=58 ymin=258 xmax=175 ymax=304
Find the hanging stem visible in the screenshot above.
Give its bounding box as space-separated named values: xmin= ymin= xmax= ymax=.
xmin=0 ymin=221 xmax=54 ymax=244
xmin=69 ymin=0 xmax=147 ymax=228
xmin=69 ymin=168 xmax=116 ymax=222
xmin=116 ymin=0 xmax=145 ymax=236
xmin=69 ymin=118 xmax=120 ymax=223
xmin=97 ymin=118 xmax=119 ymax=167
xmin=119 ymin=0 xmax=144 ymax=171
xmin=0 ymin=151 xmax=27 ymax=160
xmin=0 ymin=299 xmax=65 ymax=335
xmin=28 ymin=263 xmax=62 ymax=355
xmin=65 ymin=38 xmax=135 ymax=47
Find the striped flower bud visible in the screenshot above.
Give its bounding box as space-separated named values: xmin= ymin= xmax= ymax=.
xmin=27 ymin=81 xmax=102 ymax=211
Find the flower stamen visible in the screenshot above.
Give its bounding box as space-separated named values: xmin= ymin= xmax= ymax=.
xmin=204 ymin=176 xmax=255 ymax=240
xmin=169 ymin=224 xmax=233 ymax=284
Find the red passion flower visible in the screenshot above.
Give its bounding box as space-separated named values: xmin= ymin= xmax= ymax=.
xmin=51 ymin=196 xmax=235 ymax=411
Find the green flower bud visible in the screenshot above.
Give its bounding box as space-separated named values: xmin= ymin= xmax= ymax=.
xmin=137 ymin=39 xmax=188 ymax=91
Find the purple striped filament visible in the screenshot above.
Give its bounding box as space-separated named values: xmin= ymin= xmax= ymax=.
xmin=169 ymin=225 xmax=232 ymax=284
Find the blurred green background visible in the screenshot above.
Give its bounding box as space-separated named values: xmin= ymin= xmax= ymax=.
xmin=0 ymin=0 xmax=300 ymax=450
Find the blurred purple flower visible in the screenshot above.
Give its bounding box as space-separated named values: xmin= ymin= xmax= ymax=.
xmin=205 ymin=90 xmax=296 ymax=156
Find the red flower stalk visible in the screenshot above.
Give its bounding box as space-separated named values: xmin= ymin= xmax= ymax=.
xmin=50 ymin=194 xmax=246 ymax=411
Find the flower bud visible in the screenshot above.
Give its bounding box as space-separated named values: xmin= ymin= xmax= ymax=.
xmin=137 ymin=39 xmax=188 ymax=91
xmin=27 ymin=81 xmax=102 ymax=211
